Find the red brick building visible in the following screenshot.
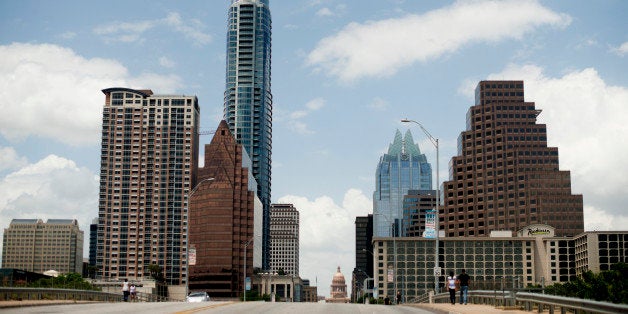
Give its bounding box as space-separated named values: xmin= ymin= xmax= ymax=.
xmin=188 ymin=120 xmax=260 ymax=297
xmin=441 ymin=81 xmax=583 ymax=237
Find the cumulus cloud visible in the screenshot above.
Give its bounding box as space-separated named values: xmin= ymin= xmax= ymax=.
xmin=307 ymin=0 xmax=571 ymax=82
xmin=611 ymin=41 xmax=628 ymax=56
xmin=278 ymin=188 xmax=371 ymax=297
xmin=0 ymin=154 xmax=99 ymax=261
xmin=0 ymin=146 xmax=28 ymax=173
xmin=465 ymin=63 xmax=628 ymax=230
xmin=94 ymin=12 xmax=211 ymax=45
xmin=0 ymin=43 xmax=183 ymax=145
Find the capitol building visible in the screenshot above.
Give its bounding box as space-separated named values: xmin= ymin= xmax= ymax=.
xmin=326 ymin=266 xmax=350 ymax=303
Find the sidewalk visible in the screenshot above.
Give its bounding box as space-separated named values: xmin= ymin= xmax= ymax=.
xmin=408 ymin=303 xmax=531 ymax=314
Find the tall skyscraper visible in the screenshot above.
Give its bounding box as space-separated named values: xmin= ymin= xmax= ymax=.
xmin=373 ymin=130 xmax=432 ymax=237
xmin=224 ymin=0 xmax=273 ymax=269
xmin=442 ymin=81 xmax=584 ymax=237
xmin=188 ymin=120 xmax=262 ymax=298
xmin=2 ymin=219 xmax=83 ymax=274
xmin=269 ymin=203 xmax=299 ymax=276
xmin=352 ymin=214 xmax=373 ymax=302
xmin=97 ymin=88 xmax=199 ymax=285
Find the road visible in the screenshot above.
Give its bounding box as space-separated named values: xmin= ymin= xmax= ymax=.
xmin=0 ymin=301 xmax=438 ymax=314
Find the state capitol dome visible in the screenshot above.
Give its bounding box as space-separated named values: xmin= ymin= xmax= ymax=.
xmin=326 ymin=266 xmax=349 ymax=303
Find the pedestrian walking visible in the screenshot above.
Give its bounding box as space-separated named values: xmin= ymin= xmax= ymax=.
xmin=458 ymin=269 xmax=470 ymax=305
xmin=446 ymin=271 xmax=457 ymax=305
xmin=122 ymin=279 xmax=129 ymax=302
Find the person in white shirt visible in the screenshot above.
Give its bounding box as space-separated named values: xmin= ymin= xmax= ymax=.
xmin=446 ymin=271 xmax=458 ymax=305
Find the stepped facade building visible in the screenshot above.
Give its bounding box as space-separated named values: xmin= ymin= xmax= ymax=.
xmin=441 ymin=81 xmax=584 ymax=237
xmin=188 ymin=120 xmax=262 ymax=298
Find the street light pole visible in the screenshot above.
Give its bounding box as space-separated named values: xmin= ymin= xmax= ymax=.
xmin=401 ymin=118 xmax=440 ymax=293
xmin=185 ymin=177 xmax=214 ymax=298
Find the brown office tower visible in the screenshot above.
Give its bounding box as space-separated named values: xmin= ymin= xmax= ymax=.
xmin=442 ymin=81 xmax=583 ymax=237
xmin=97 ymin=88 xmax=199 ymax=285
xmin=188 ymin=120 xmax=262 ymax=298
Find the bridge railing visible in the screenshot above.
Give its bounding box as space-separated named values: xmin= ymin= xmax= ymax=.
xmin=0 ymin=287 xmax=121 ymax=302
xmin=0 ymin=287 xmax=176 ymax=303
xmin=429 ymin=290 xmax=628 ymax=314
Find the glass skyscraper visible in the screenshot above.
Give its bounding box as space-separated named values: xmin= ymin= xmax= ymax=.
xmin=224 ymin=0 xmax=273 ymax=269
xmin=373 ymin=130 xmax=432 ymax=237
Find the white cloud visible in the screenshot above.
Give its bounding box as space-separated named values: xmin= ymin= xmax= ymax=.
xmin=0 ymin=154 xmax=99 ymax=262
xmin=611 ymin=41 xmax=628 ymax=56
xmin=471 ymin=64 xmax=628 ymax=230
xmin=278 ymin=188 xmax=371 ymax=297
xmin=159 ymin=56 xmax=176 ymax=68
xmin=93 ymin=12 xmax=211 ymax=45
xmin=316 ymin=8 xmax=333 ymax=17
xmin=307 ymin=0 xmax=571 ymax=82
xmin=0 ymin=43 xmax=182 ymax=145
xmin=369 ymin=97 xmax=389 ymax=111
xmin=59 ymin=31 xmax=77 ymax=40
xmin=0 ymin=146 xmax=28 ymax=172
xmin=286 ymin=98 xmax=326 ymax=135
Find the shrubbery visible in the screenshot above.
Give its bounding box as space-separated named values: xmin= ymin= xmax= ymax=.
xmin=545 ymin=263 xmax=627 ymax=304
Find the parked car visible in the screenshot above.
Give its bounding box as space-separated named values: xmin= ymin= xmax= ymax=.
xmin=187 ymin=291 xmax=210 ymax=302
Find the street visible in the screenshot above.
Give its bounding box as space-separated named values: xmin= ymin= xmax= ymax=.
xmin=0 ymin=301 xmax=438 ymax=314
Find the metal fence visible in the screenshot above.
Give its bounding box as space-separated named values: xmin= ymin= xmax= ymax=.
xmin=429 ymin=290 xmax=628 ymax=314
xmin=0 ymin=287 xmax=173 ymax=303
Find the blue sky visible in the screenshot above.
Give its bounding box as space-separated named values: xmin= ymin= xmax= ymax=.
xmin=1 ymin=0 xmax=627 ymax=297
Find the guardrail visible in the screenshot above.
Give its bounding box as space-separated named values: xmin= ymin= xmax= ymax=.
xmin=0 ymin=287 xmax=172 ymax=303
xmin=428 ymin=290 xmax=628 ymax=314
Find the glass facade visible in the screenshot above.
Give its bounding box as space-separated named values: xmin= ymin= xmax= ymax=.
xmin=374 ymin=130 xmax=432 ymax=237
xmin=224 ymin=0 xmax=273 ymax=269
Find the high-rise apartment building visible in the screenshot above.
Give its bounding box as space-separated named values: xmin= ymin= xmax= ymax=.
xmin=269 ymin=203 xmax=299 ymax=276
xmin=442 ymin=81 xmax=583 ymax=237
xmin=97 ymin=88 xmax=199 ymax=285
xmin=224 ymin=0 xmax=273 ymax=268
xmin=374 ymin=130 xmax=432 ymax=237
xmin=188 ymin=120 xmax=262 ymax=298
xmin=2 ymin=219 xmax=83 ymax=274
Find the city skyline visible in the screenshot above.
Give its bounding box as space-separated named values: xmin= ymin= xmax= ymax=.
xmin=1 ymin=1 xmax=627 ymax=297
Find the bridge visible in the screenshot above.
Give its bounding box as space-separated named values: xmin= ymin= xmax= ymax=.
xmin=2 ymin=288 xmax=627 ymax=313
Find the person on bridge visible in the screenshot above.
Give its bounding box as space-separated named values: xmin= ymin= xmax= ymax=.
xmin=122 ymin=279 xmax=130 ymax=302
xmin=396 ymin=291 xmax=401 ymax=304
xmin=458 ymin=269 xmax=470 ymax=305
xmin=446 ymin=271 xmax=457 ymax=305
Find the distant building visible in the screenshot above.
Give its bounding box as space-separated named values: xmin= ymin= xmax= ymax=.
xmin=372 ymin=225 xmax=628 ymax=299
xmin=188 ymin=120 xmax=262 ymax=298
xmin=442 ymin=81 xmax=583 ymax=237
xmin=2 ymin=219 xmax=83 ymax=274
xmin=374 ymin=130 xmax=432 ymax=238
xmin=225 ymin=0 xmax=274 ymax=270
xmin=253 ymin=273 xmax=302 ymax=302
xmin=352 ymin=214 xmax=373 ymax=302
xmin=301 ymin=278 xmax=318 ymax=302
xmin=326 ymin=266 xmax=349 ymax=303
xmin=402 ymin=190 xmax=437 ymax=237
xmin=89 ymin=218 xmax=98 ymax=267
xmin=97 ymin=88 xmax=200 ymax=285
xmin=269 ymin=204 xmax=299 ymax=276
